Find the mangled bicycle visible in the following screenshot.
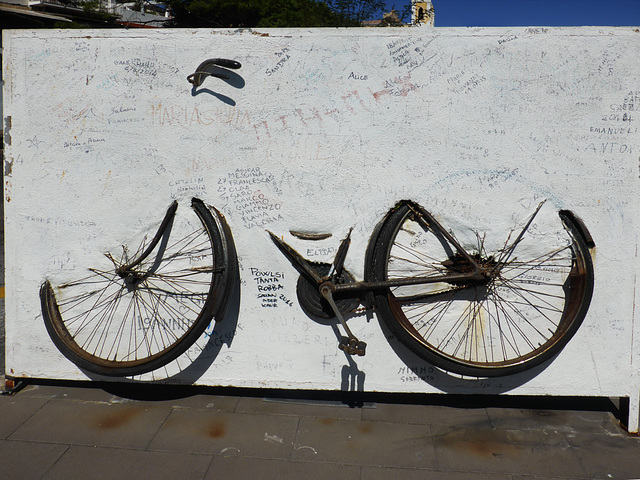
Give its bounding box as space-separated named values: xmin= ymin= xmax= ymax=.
xmin=40 ymin=194 xmax=594 ymax=379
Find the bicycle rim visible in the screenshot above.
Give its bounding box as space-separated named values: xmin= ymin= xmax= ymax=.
xmin=369 ymin=201 xmax=594 ymax=377
xmin=41 ymin=198 xmax=235 ymax=377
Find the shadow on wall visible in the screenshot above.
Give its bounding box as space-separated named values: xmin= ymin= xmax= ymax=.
xmin=81 ymin=273 xmax=242 ymax=386
xmin=378 ymin=317 xmax=552 ymax=395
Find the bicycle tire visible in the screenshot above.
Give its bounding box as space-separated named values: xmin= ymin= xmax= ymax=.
xmin=367 ymin=200 xmax=594 ymax=377
xmin=41 ymin=197 xmax=237 ymax=377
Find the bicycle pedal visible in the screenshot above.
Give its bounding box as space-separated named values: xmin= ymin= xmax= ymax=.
xmin=339 ymin=337 xmax=367 ymax=356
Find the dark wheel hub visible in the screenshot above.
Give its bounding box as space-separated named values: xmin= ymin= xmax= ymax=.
xmin=442 ymin=253 xmax=498 ymax=286
xmin=296 ymin=262 xmax=360 ymax=319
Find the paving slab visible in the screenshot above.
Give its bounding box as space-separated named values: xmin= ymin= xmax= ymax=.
xmin=362 ymin=402 xmax=492 ymax=428
xmin=292 ymin=417 xmax=437 ymax=468
xmin=431 ymin=424 xmax=586 ymax=477
xmin=15 ymin=382 xmax=241 ymax=410
xmin=87 ymin=382 xmax=243 ymax=411
xmin=0 ymin=395 xmax=48 ymax=439
xmin=361 ymin=466 xmax=514 ymax=480
xmin=512 ymin=476 xmax=593 ymax=480
xmin=486 ymin=407 xmax=624 ymax=436
xmin=149 ymin=408 xmax=300 ymax=457
xmin=0 ymin=439 xmax=68 ymax=480
xmin=564 ymin=430 xmax=640 ymax=479
xmin=9 ymin=398 xmax=172 ymax=448
xmin=41 ymin=445 xmax=212 ymax=480
xmin=205 ymin=456 xmax=360 ymax=479
xmin=111 ymin=392 xmax=242 ymax=411
xmin=17 ymin=383 xmax=118 ymax=403
xmin=235 ymin=396 xmax=363 ymax=420
xmin=1 ymin=379 xmax=638 ymax=480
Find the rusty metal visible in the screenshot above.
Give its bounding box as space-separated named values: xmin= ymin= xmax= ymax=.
xmin=2 ymin=378 xmax=26 ymax=395
xmin=296 ymin=262 xmax=359 ymax=319
xmin=559 ymin=209 xmax=596 ymax=248
xmin=289 ymin=230 xmax=332 ymax=240
xmin=115 ymin=200 xmax=177 ymax=279
xmin=268 ymin=198 xmax=595 ymax=365
xmin=406 ymin=202 xmax=481 ymax=275
xmin=329 ymin=228 xmax=352 ymax=280
xmin=267 ymin=230 xmax=322 ymax=285
xmin=41 ymin=197 xmax=238 ymax=377
xmin=268 ymin=217 xmax=486 ymax=356
xmin=320 ymin=283 xmax=366 ymax=356
xmin=338 ymin=337 xmax=367 ymax=356
xmin=187 ymin=58 xmax=241 ymax=87
xmin=268 ymin=220 xmax=487 ymax=356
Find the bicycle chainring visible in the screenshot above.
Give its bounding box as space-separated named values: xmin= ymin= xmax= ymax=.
xmin=296 ymin=262 xmax=360 ymax=320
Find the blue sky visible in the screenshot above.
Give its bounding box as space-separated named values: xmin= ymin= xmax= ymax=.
xmin=387 ymin=0 xmax=640 ymax=26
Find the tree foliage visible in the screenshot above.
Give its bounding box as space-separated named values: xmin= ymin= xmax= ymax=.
xmin=166 ymin=0 xmax=360 ymax=27
xmin=325 ymin=0 xmax=384 ymax=24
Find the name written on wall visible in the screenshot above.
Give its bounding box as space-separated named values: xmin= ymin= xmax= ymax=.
xmin=250 ymin=267 xmax=293 ymax=308
xmin=217 ymin=167 xmax=283 ymax=230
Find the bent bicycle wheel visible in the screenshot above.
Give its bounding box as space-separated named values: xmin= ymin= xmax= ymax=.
xmin=367 ymin=200 xmax=594 ymax=377
xmin=41 ymin=197 xmax=237 ymax=377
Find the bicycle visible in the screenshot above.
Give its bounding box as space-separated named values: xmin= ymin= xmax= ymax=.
xmin=40 ymin=194 xmax=594 ymax=378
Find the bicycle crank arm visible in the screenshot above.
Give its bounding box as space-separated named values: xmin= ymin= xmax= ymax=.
xmin=320 ymin=284 xmax=366 ymax=356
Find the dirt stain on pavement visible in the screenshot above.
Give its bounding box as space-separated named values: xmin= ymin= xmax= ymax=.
xmin=319 ymin=418 xmax=336 ymax=426
xmin=358 ymin=423 xmax=374 ymax=434
xmin=94 ymin=407 xmax=142 ymax=430
xmin=438 ymin=430 xmax=520 ymax=458
xmin=208 ymin=420 xmax=227 ymax=438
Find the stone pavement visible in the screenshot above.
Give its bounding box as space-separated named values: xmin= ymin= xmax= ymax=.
xmin=0 ymin=380 xmax=639 ymax=480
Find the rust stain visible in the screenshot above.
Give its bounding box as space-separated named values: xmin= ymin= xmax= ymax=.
xmin=94 ymin=407 xmax=141 ymax=430
xmin=319 ymin=418 xmax=336 ymax=426
xmin=438 ymin=430 xmax=520 ymax=458
xmin=347 ymin=439 xmax=361 ymax=452
xmin=358 ymin=423 xmax=374 ymax=434
xmin=208 ymin=420 xmax=226 ymax=438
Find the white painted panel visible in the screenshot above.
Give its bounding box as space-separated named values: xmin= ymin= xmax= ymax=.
xmin=3 ymin=28 xmax=640 ymax=405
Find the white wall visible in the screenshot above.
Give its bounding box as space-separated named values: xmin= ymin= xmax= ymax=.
xmin=3 ymin=28 xmax=640 ymax=423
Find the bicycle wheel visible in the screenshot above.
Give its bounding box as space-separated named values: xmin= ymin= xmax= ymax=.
xmin=367 ymin=200 xmax=594 ymax=377
xmin=41 ymin=197 xmax=237 ymax=377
